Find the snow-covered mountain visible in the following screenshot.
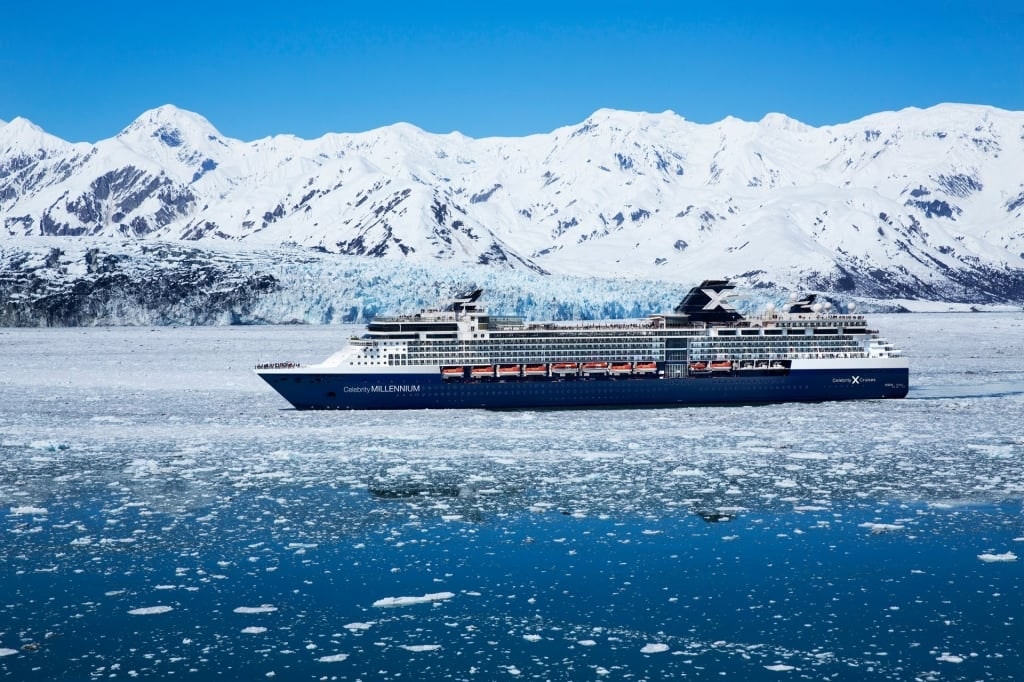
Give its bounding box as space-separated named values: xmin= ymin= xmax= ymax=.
xmin=3 ymin=103 xmax=1024 ymax=315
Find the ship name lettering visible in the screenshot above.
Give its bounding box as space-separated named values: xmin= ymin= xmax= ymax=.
xmin=344 ymin=385 xmax=422 ymax=393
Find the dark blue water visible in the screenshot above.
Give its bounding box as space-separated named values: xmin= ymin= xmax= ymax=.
xmin=3 ymin=482 xmax=1022 ymax=680
xmin=1 ymin=318 xmax=1023 ymax=680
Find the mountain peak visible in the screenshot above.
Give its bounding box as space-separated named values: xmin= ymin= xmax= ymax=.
xmin=0 ymin=116 xmax=76 ymax=155
xmin=758 ymin=112 xmax=810 ymax=131
xmin=118 ymin=104 xmax=225 ymax=148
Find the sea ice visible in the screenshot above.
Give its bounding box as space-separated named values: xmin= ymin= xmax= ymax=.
xmin=241 ymin=627 xmax=267 ymax=634
xmin=640 ymin=643 xmax=669 ymax=654
xmin=372 ymin=592 xmax=455 ymax=608
xmin=860 ymin=523 xmax=905 ymax=534
xmin=764 ymin=663 xmax=796 ymax=671
xmin=977 ymin=552 xmax=1017 ymax=562
xmin=128 ymin=606 xmax=174 ymax=615
xmin=233 ymin=605 xmax=278 ymax=614
xmin=937 ymin=653 xmax=964 ymax=663
xmin=317 ymin=653 xmax=349 ymax=663
xmin=400 ymin=644 xmax=442 ymax=652
xmin=9 ymin=506 xmax=48 ymax=515
xmin=0 ymin=648 xmax=18 ymax=657
xmin=343 ymin=622 xmax=375 ymax=631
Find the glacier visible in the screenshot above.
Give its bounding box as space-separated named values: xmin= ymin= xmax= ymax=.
xmin=1 ymin=236 xmax=974 ymax=327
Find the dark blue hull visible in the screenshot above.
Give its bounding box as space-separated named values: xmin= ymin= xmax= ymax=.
xmin=259 ymin=367 xmax=910 ymax=410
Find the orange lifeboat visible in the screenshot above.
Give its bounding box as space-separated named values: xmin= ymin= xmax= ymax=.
xmin=689 ymin=361 xmax=709 ymax=372
xmin=497 ymin=364 xmax=521 ymax=377
xmin=441 ymin=366 xmax=463 ymax=379
xmin=710 ymin=360 xmax=733 ymax=371
xmin=581 ymin=361 xmax=610 ymax=374
xmin=610 ymin=363 xmax=633 ymax=374
xmin=551 ymin=362 xmax=578 ymax=374
xmin=471 ymin=365 xmax=495 ymax=378
xmin=634 ymin=361 xmax=657 ymax=374
xmin=524 ymin=364 xmax=548 ymax=376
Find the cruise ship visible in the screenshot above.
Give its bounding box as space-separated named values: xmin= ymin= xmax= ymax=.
xmin=256 ymin=279 xmax=908 ymax=410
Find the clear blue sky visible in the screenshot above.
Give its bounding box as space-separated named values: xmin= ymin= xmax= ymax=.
xmin=2 ymin=1 xmax=1022 ymax=142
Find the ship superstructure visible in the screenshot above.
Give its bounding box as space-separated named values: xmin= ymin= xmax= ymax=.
xmin=257 ymin=280 xmax=908 ymax=409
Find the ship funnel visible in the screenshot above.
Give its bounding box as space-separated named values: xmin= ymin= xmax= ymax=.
xmin=673 ymin=280 xmax=743 ymax=323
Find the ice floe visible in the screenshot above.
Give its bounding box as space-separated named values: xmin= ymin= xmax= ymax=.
xmin=640 ymin=643 xmax=669 ymax=654
xmin=859 ymin=522 xmax=905 ymax=534
xmin=343 ymin=622 xmax=375 ymax=631
xmin=977 ymin=552 xmax=1017 ymax=562
xmin=233 ymin=605 xmax=278 ymax=614
xmin=127 ymin=606 xmax=173 ymax=615
xmin=372 ymin=592 xmax=455 ymax=608
xmin=8 ymin=505 xmax=47 ymax=515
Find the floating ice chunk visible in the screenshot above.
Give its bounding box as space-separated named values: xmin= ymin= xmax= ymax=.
xmin=344 ymin=622 xmax=375 ymax=631
xmin=774 ymin=479 xmax=798 ymax=489
xmin=937 ymin=653 xmax=964 ymax=663
xmin=241 ymin=627 xmax=267 ymax=634
xmin=9 ymin=506 xmax=48 ymax=515
xmin=0 ymin=648 xmax=18 ymax=657
xmin=859 ymin=523 xmax=904 ymax=534
xmin=317 ymin=653 xmax=349 ymax=663
xmin=523 ymin=634 xmax=542 ymax=642
xmin=640 ymin=643 xmax=669 ymax=654
xmin=764 ymin=663 xmax=796 ymax=671
xmin=373 ymin=592 xmax=455 ymax=608
xmin=978 ymin=552 xmax=1017 ymax=563
xmin=400 ymin=644 xmax=442 ymax=652
xmin=577 ymin=639 xmax=597 ymax=647
xmin=128 ymin=606 xmax=173 ymax=615
xmin=233 ymin=605 xmax=278 ymax=614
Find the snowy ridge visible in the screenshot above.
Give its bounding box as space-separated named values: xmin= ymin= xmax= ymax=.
xmin=2 ymin=103 xmax=1024 ymax=314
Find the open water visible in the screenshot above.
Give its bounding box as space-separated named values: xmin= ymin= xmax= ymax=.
xmin=1 ymin=314 xmax=1023 ymax=681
